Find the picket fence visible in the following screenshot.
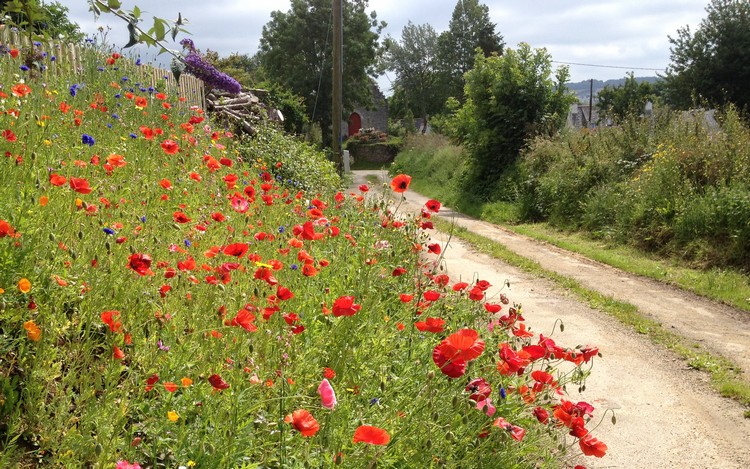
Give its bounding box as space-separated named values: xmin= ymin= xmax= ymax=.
xmin=0 ymin=26 xmax=206 ymax=110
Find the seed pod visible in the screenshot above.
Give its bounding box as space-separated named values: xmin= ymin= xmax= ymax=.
xmin=432 ymin=411 xmax=440 ymax=422
xmin=462 ymin=414 xmax=469 ymax=425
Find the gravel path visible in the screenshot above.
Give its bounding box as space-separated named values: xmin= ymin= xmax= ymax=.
xmin=350 ymin=170 xmax=750 ymax=468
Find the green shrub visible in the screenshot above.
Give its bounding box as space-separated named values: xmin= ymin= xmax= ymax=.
xmin=237 ymin=124 xmax=341 ymax=192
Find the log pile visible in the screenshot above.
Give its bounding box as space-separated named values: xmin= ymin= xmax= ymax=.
xmin=205 ymin=89 xmax=284 ymax=136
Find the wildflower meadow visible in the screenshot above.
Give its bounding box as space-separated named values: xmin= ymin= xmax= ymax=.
xmin=0 ymin=34 xmax=607 ymax=468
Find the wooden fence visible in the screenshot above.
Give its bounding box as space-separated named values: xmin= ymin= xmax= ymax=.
xmin=0 ymin=26 xmax=206 ymax=110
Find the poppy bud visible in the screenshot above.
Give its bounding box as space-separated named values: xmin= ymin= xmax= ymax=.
xmin=105 ymin=241 xmax=111 ymax=253
xmin=380 ymin=381 xmax=385 ymax=392
xmin=451 ymin=395 xmax=459 ymax=408
xmin=49 ymin=233 xmax=55 ymax=241
xmin=77 ymin=230 xmax=83 ymax=240
xmin=445 ymin=431 xmax=454 ymax=442
xmin=462 ymin=414 xmax=469 ymax=424
xmin=70 ymin=249 xmax=77 ymax=260
xmin=426 ymin=439 xmax=432 ymax=449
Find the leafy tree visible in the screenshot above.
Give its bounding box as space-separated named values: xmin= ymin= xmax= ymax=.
xmin=1 ymin=0 xmax=83 ymax=41
xmin=596 ymin=73 xmax=657 ymax=122
xmin=447 ymin=43 xmax=574 ymax=198
xmin=258 ymin=0 xmax=383 ymax=146
xmin=437 ymin=0 xmax=504 ymax=102
xmin=383 ymin=22 xmax=442 ymax=132
xmin=664 ymin=0 xmax=750 ymax=110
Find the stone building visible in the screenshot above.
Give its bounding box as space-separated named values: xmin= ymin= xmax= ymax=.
xmin=345 ymin=83 xmax=388 ymax=138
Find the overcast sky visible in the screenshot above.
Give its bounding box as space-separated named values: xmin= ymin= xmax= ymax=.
xmin=57 ymin=0 xmax=710 ymax=90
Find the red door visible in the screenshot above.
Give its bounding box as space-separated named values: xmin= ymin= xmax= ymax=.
xmin=348 ymin=112 xmax=362 ymax=137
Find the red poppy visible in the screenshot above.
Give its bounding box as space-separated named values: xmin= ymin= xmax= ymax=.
xmin=465 ymin=377 xmax=492 ymax=402
xmin=113 ymin=346 xmax=125 ymax=360
xmin=145 ymin=373 xmax=159 ymax=392
xmin=399 ymin=293 xmax=413 ymax=303
xmin=276 ymin=285 xmax=294 ymax=301
xmin=107 ymin=154 xmax=126 ymax=168
xmin=358 ymin=184 xmax=369 ymax=192
xmin=425 ymin=199 xmax=441 ymax=212
xmin=163 ymin=382 xmax=178 ymax=392
xmin=11 ymin=83 xmax=31 ymax=97
xmin=100 ymin=310 xmax=122 ymax=332
xmin=230 ymin=308 xmax=258 ymax=332
xmin=0 ymin=219 xmax=16 ymax=238
xmin=323 ymin=367 xmax=336 ymax=379
xmin=415 ymin=317 xmax=445 ymax=333
xmin=427 ymin=243 xmax=441 ymax=255
xmin=208 ymin=373 xmax=230 ymax=391
xmin=442 ymin=328 xmax=485 ymax=362
xmin=533 ymin=406 xmax=550 ymax=424
xmin=222 ymin=243 xmax=249 ymax=258
xmin=493 ymin=417 xmax=525 ymax=441
xmin=285 ymin=409 xmax=320 ymax=437
xmin=160 ymin=139 xmax=179 ymax=155
xmin=2 ymin=129 xmax=16 ymax=142
xmin=579 ymin=434 xmax=607 ymax=457
xmin=49 ymin=173 xmax=67 ymax=186
xmin=69 ymin=177 xmax=93 ymax=194
xmin=423 ymin=290 xmax=441 ymax=301
xmin=432 ymin=343 xmax=467 ymax=378
xmin=392 ymin=267 xmax=407 ymax=276
xmin=173 ymin=211 xmax=191 ymax=223
xmin=353 ymin=425 xmax=390 ymax=445
xmin=390 ymin=174 xmax=411 ymax=193
xmin=332 ymin=296 xmax=361 ymax=317
xmin=452 ymin=281 xmax=469 ymax=291
xmin=127 ymin=253 xmax=153 ymax=276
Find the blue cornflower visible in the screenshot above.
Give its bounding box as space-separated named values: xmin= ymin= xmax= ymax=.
xmin=500 ymin=387 xmax=507 ymax=399
xmin=97 ymin=67 xmax=104 ymax=71
xmin=111 ymin=114 xmax=119 ymax=120
xmin=278 ymin=226 xmax=285 ymax=234
xmin=103 ymin=227 xmax=115 ymax=235
xmin=114 ymin=93 xmax=121 ymax=98
xmin=290 ymin=264 xmax=298 ymax=270
xmin=50 ymin=56 xmax=56 ymax=61
xmin=106 ymin=124 xmax=112 ymax=129
xmin=20 ymin=65 xmax=29 ymax=71
xmin=121 ymin=76 xmax=128 ymax=82
xmin=370 ymin=398 xmax=380 ymax=406
xmin=129 ymin=133 xmax=137 ymax=139
xmin=81 ymin=134 xmax=95 ymax=146
xmin=69 ymin=84 xmax=80 ymax=96
xmin=184 ymin=239 xmax=191 ymax=247
xmin=140 ymin=216 xmax=147 ymax=223
xmin=135 ymin=58 xmax=142 ymax=66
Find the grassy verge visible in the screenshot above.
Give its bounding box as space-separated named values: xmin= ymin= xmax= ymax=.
xmin=434 ymin=218 xmax=750 ymax=414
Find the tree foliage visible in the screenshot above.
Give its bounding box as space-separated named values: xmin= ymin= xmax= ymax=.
xmin=258 ymin=0 xmax=383 ymax=146
xmin=596 ymin=73 xmax=657 ymax=123
xmin=664 ymin=0 xmax=750 ymax=110
xmin=1 ymin=0 xmax=84 ymax=41
xmin=447 ymin=43 xmax=575 ymax=198
xmin=383 ymin=22 xmax=442 ymax=130
xmin=437 ymin=0 xmax=504 ymax=102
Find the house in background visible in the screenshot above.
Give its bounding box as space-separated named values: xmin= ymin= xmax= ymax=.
xmin=345 ymin=83 xmax=388 ymax=138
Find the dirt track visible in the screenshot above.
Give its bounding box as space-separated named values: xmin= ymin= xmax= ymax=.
xmin=350 ymin=170 xmax=750 ymax=468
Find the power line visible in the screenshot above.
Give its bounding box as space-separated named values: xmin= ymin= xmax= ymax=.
xmin=552 ymin=60 xmax=664 ymax=72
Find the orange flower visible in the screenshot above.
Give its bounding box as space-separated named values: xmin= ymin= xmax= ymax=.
xmin=23 ymin=320 xmax=41 ymax=341
xmin=17 ymin=278 xmax=31 ymax=293
xmin=285 ymin=409 xmax=320 ymax=437
xmin=11 ymin=83 xmax=31 ymax=97
xmin=181 ymin=377 xmax=193 ymax=387
xmin=390 ymin=174 xmax=412 ymax=193
xmin=134 ymin=96 xmax=148 ymax=109
xmin=106 ymin=154 xmax=127 ymax=168
xmin=353 ymin=425 xmax=390 ymax=445
xmin=113 ymin=346 xmax=125 ymax=360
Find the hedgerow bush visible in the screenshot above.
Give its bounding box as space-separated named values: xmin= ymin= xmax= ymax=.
xmin=518 ymin=106 xmax=750 ymax=268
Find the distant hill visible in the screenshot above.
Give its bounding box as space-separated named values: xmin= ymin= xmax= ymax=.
xmin=566 ymin=76 xmax=662 ymax=103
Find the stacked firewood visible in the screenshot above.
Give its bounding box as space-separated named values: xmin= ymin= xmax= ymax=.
xmin=205 ymin=89 xmax=284 ymax=136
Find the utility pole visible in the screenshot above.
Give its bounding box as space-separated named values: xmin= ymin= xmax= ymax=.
xmin=588 ymin=78 xmax=593 ymax=127
xmin=332 ymin=0 xmax=343 ymax=174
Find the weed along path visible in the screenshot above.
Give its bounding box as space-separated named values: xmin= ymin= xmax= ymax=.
xmin=349 ymin=170 xmax=750 ymax=468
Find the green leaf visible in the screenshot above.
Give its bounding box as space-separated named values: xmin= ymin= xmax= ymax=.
xmin=124 ymin=22 xmax=139 ymax=48
xmin=150 ymin=17 xmax=167 ymax=41
xmin=107 ymin=0 xmax=122 ymax=9
xmin=131 ymin=6 xmax=141 ymax=20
